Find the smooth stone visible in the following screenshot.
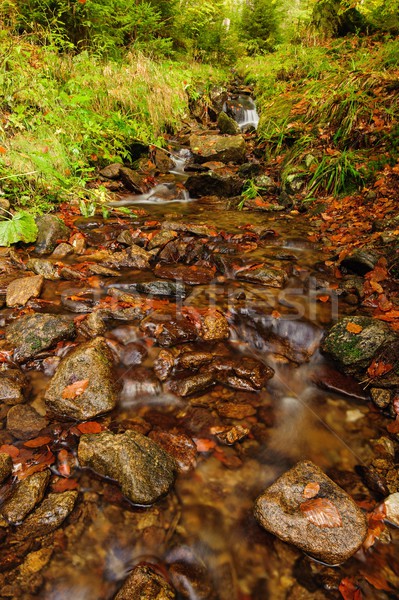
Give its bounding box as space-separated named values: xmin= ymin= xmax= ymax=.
xmin=78 ymin=430 xmax=177 ymax=505
xmin=0 ymin=470 xmax=50 ymax=524
xmin=34 ymin=215 xmax=70 ymax=255
xmin=6 ymin=275 xmax=44 ymax=307
xmin=26 ymin=258 xmax=60 ymax=280
xmin=45 ymin=337 xmax=118 ymax=420
xmin=311 ymin=365 xmax=367 ymax=400
xmin=99 ymin=163 xmax=123 ymax=179
xmin=6 ymin=404 xmax=47 ymax=440
xmin=115 ymin=564 xmax=176 ymax=600
xmin=102 ymin=244 xmax=151 ymax=270
xmin=254 ymin=460 xmax=368 ymax=564
xmin=51 ymin=242 xmax=74 ymax=259
xmin=217 ymin=111 xmax=240 ymax=135
xmin=140 ymin=310 xmax=198 ymax=347
xmin=190 ymin=134 xmax=246 ymax=165
xmin=0 ymin=453 xmax=12 ymax=483
xmin=14 ymin=491 xmax=78 ymax=540
xmin=148 ymin=230 xmax=177 ymax=250
xmin=6 ymin=313 xmax=75 ymax=362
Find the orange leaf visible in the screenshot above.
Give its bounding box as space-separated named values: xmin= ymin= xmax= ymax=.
xmin=367 ymin=359 xmax=393 ymax=378
xmin=194 ymin=438 xmax=216 ymax=453
xmin=0 ymin=444 xmax=19 ymax=458
xmin=300 ymin=497 xmax=342 ymax=528
xmin=24 ymin=436 xmax=52 ymax=448
xmin=77 ymin=421 xmax=102 ymax=434
xmin=346 ymin=322 xmax=363 ymax=334
xmin=317 ymin=295 xmax=330 ymax=303
xmin=62 ymin=379 xmax=89 ymax=400
xmin=303 ymin=482 xmax=320 ymax=499
xmin=52 ymin=478 xmax=79 ymax=492
xmin=0 ymin=146 xmax=6 ymax=154
xmin=339 ymin=578 xmax=363 ymax=600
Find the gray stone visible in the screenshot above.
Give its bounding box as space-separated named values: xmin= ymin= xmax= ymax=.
xmin=119 ymin=167 xmax=146 ymax=193
xmin=26 ymin=258 xmax=59 ymax=280
xmin=34 ymin=215 xmax=70 ymax=255
xmin=322 ymin=316 xmax=396 ymax=368
xmin=78 ymin=430 xmax=177 ymax=505
xmin=6 ymin=275 xmax=44 ymax=307
xmin=7 ymin=404 xmax=47 ymax=440
xmin=6 ymin=313 xmax=75 ymax=361
xmin=45 ymin=338 xmax=118 ymax=420
xmin=51 ymin=242 xmax=74 ymax=259
xmin=99 ymin=163 xmax=123 ymax=179
xmin=340 ymin=250 xmax=379 ymax=276
xmin=14 ymin=491 xmax=78 ymax=540
xmin=190 ymin=134 xmax=246 ymax=165
xmin=0 ymin=470 xmax=50 ymax=524
xmin=0 ymin=453 xmax=12 ymax=484
xmin=217 ymin=111 xmax=240 ymax=135
xmin=115 ymin=564 xmax=176 ymax=600
xmin=254 ymin=460 xmax=368 ymax=564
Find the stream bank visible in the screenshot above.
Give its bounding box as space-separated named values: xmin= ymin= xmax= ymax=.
xmin=0 ymin=87 xmax=398 ymax=599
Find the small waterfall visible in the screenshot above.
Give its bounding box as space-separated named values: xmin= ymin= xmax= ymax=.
xmin=224 ymin=94 xmax=260 ymax=132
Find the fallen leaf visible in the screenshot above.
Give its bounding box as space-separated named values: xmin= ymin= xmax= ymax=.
xmin=0 ymin=444 xmax=19 ymax=458
xmin=194 ymin=438 xmax=216 ymax=452
xmin=300 ymin=497 xmax=342 ymax=527
xmin=23 ymin=436 xmax=52 ymax=448
xmin=339 ymin=578 xmax=363 ymax=600
xmin=62 ymin=379 xmax=89 ymax=399
xmin=346 ymin=322 xmax=363 ymax=334
xmin=367 ymin=359 xmax=393 ymax=378
xmin=387 ymin=417 xmax=399 ymax=434
xmin=317 ymin=295 xmax=330 ymax=303
xmin=303 ymin=482 xmax=320 ymax=499
xmin=77 ymin=421 xmax=102 ymax=434
xmin=52 ymin=478 xmax=79 ymax=492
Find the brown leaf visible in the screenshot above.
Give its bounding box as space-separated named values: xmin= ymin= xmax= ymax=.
xmin=62 ymin=379 xmax=89 ymax=400
xmin=0 ymin=444 xmax=19 ymax=458
xmin=303 ymin=482 xmax=320 ymax=499
xmin=300 ymin=497 xmax=342 ymax=528
xmin=23 ymin=436 xmax=52 ymax=448
xmin=52 ymin=478 xmax=79 ymax=492
xmin=346 ymin=322 xmax=363 ymax=334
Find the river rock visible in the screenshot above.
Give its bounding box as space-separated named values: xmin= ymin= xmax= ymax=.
xmin=6 ymin=275 xmax=44 ymax=307
xmin=134 ymin=280 xmax=188 ymax=298
xmin=0 ymin=373 xmax=25 ymax=405
xmin=6 ymin=313 xmax=75 ymax=361
xmin=370 ymin=387 xmax=391 ymax=409
xmin=190 ymin=134 xmax=246 ymax=165
xmin=51 ymin=242 xmax=74 ymax=259
xmin=171 ymin=372 xmax=215 ymax=397
xmin=217 ymin=111 xmax=241 ymax=135
xmin=78 ymin=430 xmax=177 ymax=505
xmin=115 ymin=564 xmax=176 ymax=600
xmin=140 ymin=310 xmax=198 ymax=346
xmin=154 ymin=264 xmax=215 ymax=285
xmin=237 ymin=264 xmax=289 ymax=288
xmin=148 ymin=230 xmax=177 ymax=250
xmin=119 ymin=167 xmax=147 ymax=193
xmin=45 ymin=338 xmax=118 ymax=420
xmin=34 ymin=215 xmax=70 ymax=255
xmin=103 ymin=244 xmax=151 ymax=270
xmin=26 ymin=258 xmax=60 ymax=280
xmin=154 ymin=148 xmax=175 ymax=173
xmin=6 ymin=404 xmax=47 ymax=440
xmin=99 ymin=163 xmax=123 ymax=179
xmin=322 ymin=316 xmax=397 ymax=369
xmin=340 ymin=249 xmax=379 ymax=276
xmin=0 ymin=470 xmax=50 ymax=524
xmin=14 ymin=491 xmax=78 ymax=540
xmin=254 ymin=460 xmax=368 ymax=564
xmin=0 ymin=453 xmax=12 ymax=483
xmin=199 ymin=310 xmax=229 ymax=341
xmin=185 ymin=170 xmax=243 ymax=198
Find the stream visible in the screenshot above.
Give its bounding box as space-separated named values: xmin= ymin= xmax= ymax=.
xmin=0 ymin=93 xmax=398 ymax=599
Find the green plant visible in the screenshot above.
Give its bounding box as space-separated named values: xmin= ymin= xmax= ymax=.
xmin=308 ymin=151 xmax=365 ymax=196
xmin=238 ymin=179 xmax=264 ymax=210
xmin=0 ymin=209 xmax=38 ymax=246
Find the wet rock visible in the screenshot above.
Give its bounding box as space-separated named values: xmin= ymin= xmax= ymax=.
xmin=6 ymin=313 xmax=75 ymax=361
xmin=6 ymin=404 xmax=47 ymax=440
xmin=149 ymin=431 xmax=197 ymax=473
xmin=237 ymin=264 xmax=288 ymax=288
xmin=217 ymin=111 xmax=241 ymax=135
xmin=216 ymin=402 xmax=256 ymax=419
xmin=103 ymin=244 xmax=151 ymax=270
xmin=212 ymin=424 xmax=250 ymax=445
xmin=14 ymin=491 xmax=78 ymax=540
xmin=0 ymin=470 xmax=50 ymax=524
xmin=155 ymin=264 xmax=215 ymax=285
xmin=322 ymin=316 xmax=396 ymax=369
xmin=51 ymin=242 xmax=74 ymax=259
xmin=59 ymin=266 xmax=85 ymax=281
xmin=370 ymin=387 xmax=391 ymax=409
xmin=120 ymin=342 xmax=147 ymax=367
xmin=154 ymin=148 xmax=175 ymax=174
xmin=77 ymin=311 xmax=108 ymax=338
xmin=141 ymin=310 xmax=198 ymax=347
xmin=26 ymin=258 xmax=60 ymax=280
xmin=45 ymin=337 xmax=118 ymax=420
xmin=238 ymin=162 xmax=262 ymax=179
xmin=169 ymin=559 xmax=216 ymax=600
xmin=120 ymin=367 xmax=161 ymax=401
xmin=154 ymin=349 xmax=176 ymax=381
xmin=340 ymin=250 xmax=379 ymax=276
xmin=34 ymin=215 xmax=70 ymax=255
xmin=190 ymin=134 xmax=246 ymax=165
xmin=134 ymin=280 xmax=188 ymax=298
xmin=185 ymin=170 xmax=243 ymax=198
xmin=161 ymin=221 xmax=216 ymax=237
xmin=199 ymin=310 xmax=229 ymax=341
xmin=0 ymin=453 xmax=12 ymax=483
xmin=254 ymin=460 xmax=368 ymax=564
xmin=87 ymin=263 xmax=120 ymax=277
xmin=99 ymin=163 xmax=122 ymax=179
xmin=148 ymin=230 xmax=177 ymax=251
xmin=115 ymin=564 xmax=176 ymax=599
xmin=355 ymin=465 xmax=389 ymax=497
xmin=311 ymin=365 xmax=367 ymax=401
xmin=0 ymin=372 xmax=25 ymax=405
xmin=209 ymin=356 xmax=274 ymax=391
xmin=171 ymin=373 xmax=215 ymax=397
xmin=6 ymin=275 xmax=44 ymax=307
xmin=119 ymin=167 xmax=147 ymax=193
xmin=384 ymin=492 xmax=399 ymax=527
xmin=78 ymin=430 xmax=177 ymax=505
xmin=177 ymin=351 xmax=213 ymax=371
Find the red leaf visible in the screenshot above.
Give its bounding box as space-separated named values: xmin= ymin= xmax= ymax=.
xmin=0 ymin=444 xmax=19 ymax=458
xmin=194 ymin=438 xmax=216 ymax=453
xmin=24 ymin=436 xmax=52 ymax=448
xmin=62 ymin=379 xmax=89 ymax=400
xmin=77 ymin=421 xmax=102 ymax=434
xmin=300 ymin=497 xmax=342 ymax=528
xmin=339 ymin=578 xmax=363 ymax=600
xmin=303 ymin=482 xmax=320 ymax=499
xmin=52 ymin=478 xmax=79 ymax=492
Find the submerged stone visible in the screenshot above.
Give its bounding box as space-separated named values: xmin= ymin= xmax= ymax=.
xmin=6 ymin=404 xmax=47 ymax=440
xmin=254 ymin=460 xmax=367 ymax=564
xmin=78 ymin=430 xmax=177 ymax=505
xmin=0 ymin=470 xmax=50 ymax=524
xmin=115 ymin=564 xmax=176 ymax=600
xmin=0 ymin=453 xmax=12 ymax=484
xmin=14 ymin=491 xmax=78 ymax=540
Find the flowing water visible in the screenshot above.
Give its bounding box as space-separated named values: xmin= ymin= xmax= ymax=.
xmin=1 ymin=100 xmax=398 ymax=600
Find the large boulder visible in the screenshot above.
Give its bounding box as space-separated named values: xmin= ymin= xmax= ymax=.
xmin=185 ymin=170 xmax=243 ymax=198
xmin=189 ymin=134 xmax=246 ymax=165
xmin=78 ymin=430 xmax=177 ymax=505
xmin=6 ymin=313 xmax=75 ymax=362
xmin=34 ymin=215 xmax=70 ymax=255
xmin=45 ymin=338 xmax=118 ymax=420
xmin=254 ymin=460 xmax=367 ymax=564
xmin=217 ymin=111 xmax=240 ymax=135
xmin=322 ymin=316 xmax=396 ymax=369
xmin=115 ymin=565 xmax=176 ymax=600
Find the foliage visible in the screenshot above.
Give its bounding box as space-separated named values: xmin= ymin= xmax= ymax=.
xmin=238 ymin=179 xmax=268 ymax=209
xmin=239 ymin=0 xmax=281 ymax=54
xmin=0 ymin=210 xmax=38 ymax=246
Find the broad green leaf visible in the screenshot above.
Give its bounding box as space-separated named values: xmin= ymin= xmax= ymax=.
xmin=0 ymin=211 xmax=38 ymax=247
